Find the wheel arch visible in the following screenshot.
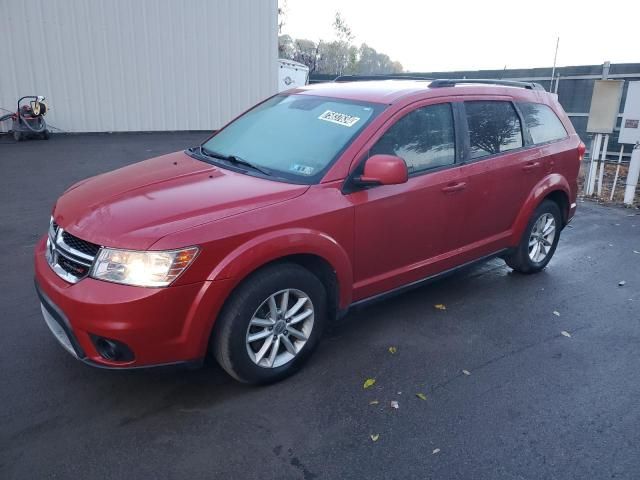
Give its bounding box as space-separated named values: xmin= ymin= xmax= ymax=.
xmin=544 ymin=189 xmax=570 ymax=226
xmin=511 ymin=174 xmax=571 ymax=244
xmin=207 ymin=228 xmax=353 ymax=312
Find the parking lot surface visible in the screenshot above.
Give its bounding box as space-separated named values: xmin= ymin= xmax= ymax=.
xmin=1 ymin=133 xmax=639 ymax=479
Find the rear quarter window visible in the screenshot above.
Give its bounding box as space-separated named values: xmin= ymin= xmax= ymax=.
xmin=518 ymin=102 xmax=568 ymax=144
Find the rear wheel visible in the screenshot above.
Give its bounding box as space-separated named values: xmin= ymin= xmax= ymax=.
xmin=505 ymin=200 xmax=562 ymax=274
xmin=211 ymin=263 xmax=327 ymax=384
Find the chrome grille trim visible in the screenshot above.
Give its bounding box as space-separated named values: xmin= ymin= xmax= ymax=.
xmin=57 ymin=233 xmax=95 ymax=263
xmin=54 ymin=244 xmax=94 ymax=268
xmin=46 ymin=220 xmax=101 ymax=283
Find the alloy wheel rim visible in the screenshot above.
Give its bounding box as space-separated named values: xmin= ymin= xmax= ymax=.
xmin=245 ymin=289 xmax=314 ymax=368
xmin=528 ymin=213 xmax=556 ymax=263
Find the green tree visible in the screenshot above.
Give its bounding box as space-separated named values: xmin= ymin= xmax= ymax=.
xmin=293 ymin=39 xmax=319 ymax=73
xmin=278 ymin=0 xmax=288 ymax=34
xmin=278 ymin=9 xmax=403 ymax=76
xmin=278 ymin=34 xmax=295 ymax=59
xmin=333 ymin=12 xmax=354 ymax=43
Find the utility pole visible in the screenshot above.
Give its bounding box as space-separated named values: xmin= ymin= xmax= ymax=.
xmin=550 ymin=37 xmax=559 ymax=91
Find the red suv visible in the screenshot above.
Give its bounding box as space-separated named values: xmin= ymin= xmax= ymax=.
xmin=35 ymin=79 xmax=583 ymax=383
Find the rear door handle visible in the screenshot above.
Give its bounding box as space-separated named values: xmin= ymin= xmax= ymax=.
xmin=522 ymin=161 xmax=540 ymax=172
xmin=441 ymin=182 xmax=467 ymax=193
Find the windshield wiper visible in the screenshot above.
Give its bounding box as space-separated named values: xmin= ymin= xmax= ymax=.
xmin=199 ymin=146 xmax=271 ymax=176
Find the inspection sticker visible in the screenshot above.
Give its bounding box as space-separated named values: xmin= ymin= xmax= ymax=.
xmin=290 ymin=164 xmax=315 ymax=175
xmin=318 ymin=110 xmax=361 ymax=127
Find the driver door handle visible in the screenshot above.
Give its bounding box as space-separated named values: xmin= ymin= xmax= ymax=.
xmin=441 ymin=182 xmax=467 ymax=193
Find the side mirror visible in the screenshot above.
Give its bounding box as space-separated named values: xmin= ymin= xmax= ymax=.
xmin=357 ymin=154 xmax=408 ymax=186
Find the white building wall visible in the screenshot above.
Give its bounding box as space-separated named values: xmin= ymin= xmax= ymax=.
xmin=0 ymin=0 xmax=278 ymax=132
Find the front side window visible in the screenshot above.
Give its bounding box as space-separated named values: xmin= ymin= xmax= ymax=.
xmin=202 ymin=95 xmax=383 ymax=184
xmin=518 ymin=102 xmax=568 ymax=144
xmin=370 ymin=103 xmax=456 ymax=173
xmin=465 ymin=101 xmax=523 ymax=159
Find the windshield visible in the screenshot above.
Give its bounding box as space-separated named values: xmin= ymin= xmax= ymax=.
xmin=201 ymin=95 xmax=383 ymax=183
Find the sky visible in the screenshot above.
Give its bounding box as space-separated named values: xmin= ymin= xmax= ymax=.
xmin=280 ymin=0 xmax=640 ymax=72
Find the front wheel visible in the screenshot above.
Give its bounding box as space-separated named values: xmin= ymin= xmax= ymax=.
xmin=211 ymin=263 xmax=327 ymax=384
xmin=505 ymin=200 xmax=562 ymax=274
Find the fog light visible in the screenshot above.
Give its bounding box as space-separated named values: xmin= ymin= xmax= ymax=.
xmin=91 ymin=335 xmax=134 ymax=362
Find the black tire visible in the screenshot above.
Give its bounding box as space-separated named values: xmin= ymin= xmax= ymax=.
xmin=211 ymin=263 xmax=327 ymax=384
xmin=42 ymin=129 xmax=50 ymax=140
xmin=505 ymin=200 xmax=562 ymax=274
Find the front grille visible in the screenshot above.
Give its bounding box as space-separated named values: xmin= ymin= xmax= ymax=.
xmin=47 ymin=221 xmax=101 ymax=283
xmin=61 ymin=231 xmax=100 ymax=257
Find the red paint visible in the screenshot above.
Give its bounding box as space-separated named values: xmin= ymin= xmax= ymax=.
xmin=35 ymin=81 xmax=580 ymax=368
xmin=360 ymin=154 xmax=409 ymax=185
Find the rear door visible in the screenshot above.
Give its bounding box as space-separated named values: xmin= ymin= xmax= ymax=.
xmin=455 ymin=98 xmax=542 ymax=256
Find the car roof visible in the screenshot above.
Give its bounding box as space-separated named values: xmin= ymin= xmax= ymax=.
xmin=290 ymin=80 xmax=549 ymax=105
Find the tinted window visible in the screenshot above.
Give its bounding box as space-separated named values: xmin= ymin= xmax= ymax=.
xmin=518 ymin=102 xmax=568 ymax=144
xmin=202 ymin=95 xmax=382 ymax=184
xmin=370 ymin=103 xmax=455 ymax=173
xmin=465 ymin=101 xmax=523 ymax=159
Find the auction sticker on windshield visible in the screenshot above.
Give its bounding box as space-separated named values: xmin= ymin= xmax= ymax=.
xmin=318 ymin=110 xmax=361 ymax=127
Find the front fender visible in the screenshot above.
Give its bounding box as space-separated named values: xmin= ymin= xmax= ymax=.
xmin=511 ymin=174 xmax=570 ymax=245
xmin=207 ymin=228 xmax=354 ymax=308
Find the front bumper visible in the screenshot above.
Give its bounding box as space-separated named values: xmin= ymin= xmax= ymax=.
xmin=34 ymin=236 xmax=231 ymax=369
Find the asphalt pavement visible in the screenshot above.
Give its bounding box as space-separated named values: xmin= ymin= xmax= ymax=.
xmin=1 ymin=133 xmax=639 ymax=480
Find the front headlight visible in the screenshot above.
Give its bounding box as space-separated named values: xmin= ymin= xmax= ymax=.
xmin=91 ymin=247 xmax=199 ymax=287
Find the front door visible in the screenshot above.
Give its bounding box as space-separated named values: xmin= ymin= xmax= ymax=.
xmin=348 ymin=101 xmax=468 ymax=301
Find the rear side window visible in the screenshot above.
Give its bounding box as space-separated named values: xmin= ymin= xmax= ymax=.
xmin=518 ymin=102 xmax=568 ymax=144
xmin=370 ymin=103 xmax=455 ymax=173
xmin=465 ymin=101 xmax=523 ymax=159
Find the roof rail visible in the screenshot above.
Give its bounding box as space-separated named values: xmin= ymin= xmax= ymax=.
xmin=428 ymin=78 xmax=546 ymax=91
xmin=334 ymin=74 xmax=433 ymax=82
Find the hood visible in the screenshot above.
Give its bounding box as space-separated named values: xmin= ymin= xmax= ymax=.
xmin=54 ymin=151 xmax=308 ymax=250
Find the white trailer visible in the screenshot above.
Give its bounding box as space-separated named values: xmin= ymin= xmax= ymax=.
xmin=278 ymin=59 xmax=309 ymax=92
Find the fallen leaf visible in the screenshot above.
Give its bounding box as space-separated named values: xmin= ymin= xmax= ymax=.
xmin=363 ymin=378 xmax=376 ymax=389
xmin=434 ymin=304 xmax=447 ymax=310
xmin=390 ymin=400 xmax=399 ymax=409
xmin=462 ymin=369 xmax=471 ymax=376
xmin=553 ymin=311 xmax=561 ymax=317
xmin=633 ymin=250 xmax=640 ymax=255
xmin=370 ymin=434 xmax=379 ymax=442
xmin=388 ymin=346 xmax=397 ymax=354
xmin=369 ymin=400 xmax=379 ymax=405
xmin=416 ymin=393 xmax=427 ymax=401
xmin=618 ymin=280 xmax=626 ymax=286
xmin=561 ymin=330 xmax=571 ymax=338
xmin=432 ymin=448 xmax=440 ymax=454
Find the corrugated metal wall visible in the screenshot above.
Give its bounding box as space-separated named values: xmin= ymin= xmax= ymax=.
xmin=0 ymin=0 xmax=278 ymax=132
